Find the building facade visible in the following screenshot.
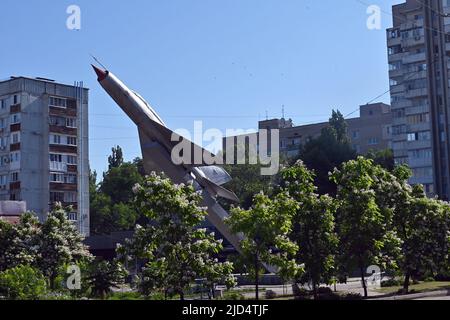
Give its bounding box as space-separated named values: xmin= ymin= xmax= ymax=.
xmin=387 ymin=0 xmax=450 ymax=199
xmin=223 ymin=103 xmax=392 ymax=161
xmin=0 ymin=76 xmax=89 ymax=235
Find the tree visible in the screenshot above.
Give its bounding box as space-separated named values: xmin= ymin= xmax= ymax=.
xmin=101 ymin=162 xmax=143 ymax=204
xmin=36 ymin=204 xmax=92 ymax=289
xmin=108 ymin=145 xmax=124 ymax=170
xmin=86 ymin=259 xmax=127 ymax=299
xmin=390 ymin=177 xmax=450 ymax=293
xmin=222 ymin=162 xmax=276 ymax=210
xmin=117 ymin=173 xmax=234 ymax=300
xmin=330 ymin=157 xmax=399 ymax=297
xmin=0 ymin=213 xmax=40 ymax=272
xmin=299 ymin=111 xmax=356 ymax=195
xmin=227 ymin=192 xmax=302 ymax=300
xmin=280 ymin=161 xmax=339 ymax=299
xmin=366 ymin=149 xmax=394 ymax=171
xmin=0 ymin=265 xmax=47 ymax=300
xmin=329 ymin=110 xmax=348 ymax=143
xmin=90 ymin=148 xmax=144 ymax=235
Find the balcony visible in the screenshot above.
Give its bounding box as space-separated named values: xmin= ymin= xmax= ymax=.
xmin=402 ymin=36 xmax=425 ymax=48
xmin=390 ymin=84 xmax=405 ymax=94
xmin=49 ymin=161 xmax=67 ymax=172
xmin=402 ymin=52 xmax=426 ymax=64
xmin=405 ymin=88 xmax=428 ymax=98
xmin=10 ymin=104 xmax=21 ymax=113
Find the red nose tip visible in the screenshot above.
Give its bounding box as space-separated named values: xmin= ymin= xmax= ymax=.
xmin=91 ymin=64 xmax=107 ymax=81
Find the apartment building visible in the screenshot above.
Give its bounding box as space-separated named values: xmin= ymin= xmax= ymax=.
xmin=223 ymin=103 xmax=392 ymax=161
xmin=0 ymin=76 xmax=89 ymax=235
xmin=387 ymin=0 xmax=450 ymax=199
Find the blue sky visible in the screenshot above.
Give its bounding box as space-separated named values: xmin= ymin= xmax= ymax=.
xmin=0 ymin=0 xmax=403 ymax=175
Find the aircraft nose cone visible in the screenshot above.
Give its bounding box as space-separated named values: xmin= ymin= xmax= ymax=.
xmin=92 ymin=64 xmax=107 ymax=81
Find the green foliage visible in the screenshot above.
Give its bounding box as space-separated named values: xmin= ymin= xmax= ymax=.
xmin=87 ymin=260 xmax=127 ymax=299
xmin=330 ymin=157 xmax=400 ymax=297
xmin=90 ymin=147 xmax=145 ymax=235
xmin=280 ymin=161 xmax=339 ymax=297
xmin=0 ymin=265 xmax=47 ymax=300
xmin=222 ymin=160 xmax=277 ymax=210
xmin=108 ymin=145 xmax=124 ymax=170
xmin=227 ymin=192 xmax=302 ymax=299
xmin=117 ymin=172 xmax=234 ymax=299
xmin=101 ymin=162 xmax=143 ymax=204
xmin=299 ymin=110 xmax=356 ymax=195
xmin=366 ymin=149 xmax=395 ymax=171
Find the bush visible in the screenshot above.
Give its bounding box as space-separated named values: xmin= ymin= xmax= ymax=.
xmin=0 ymin=265 xmax=47 ymax=300
xmin=317 ymin=287 xmax=333 ymax=295
xmin=342 ymin=293 xmax=362 ymax=300
xmin=265 ymin=290 xmax=277 ymax=300
xmin=381 ymin=278 xmax=401 ymax=287
xmin=223 ymin=292 xmax=245 ymax=300
xmin=292 ymin=284 xmax=309 ymax=297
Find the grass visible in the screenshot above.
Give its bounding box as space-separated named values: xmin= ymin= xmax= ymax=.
xmin=375 ymin=281 xmax=450 ymax=295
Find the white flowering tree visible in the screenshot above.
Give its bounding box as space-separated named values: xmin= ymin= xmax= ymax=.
xmin=0 ymin=213 xmax=41 ymax=272
xmin=36 ymin=203 xmax=92 ymax=290
xmin=280 ymin=161 xmax=339 ymax=300
xmin=118 ymin=173 xmax=235 ymax=300
xmin=226 ymin=192 xmax=302 ymax=300
xmin=330 ymin=157 xmax=400 ymax=298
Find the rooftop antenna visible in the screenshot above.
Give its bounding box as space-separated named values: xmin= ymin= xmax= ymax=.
xmin=90 ymin=54 xmax=108 ymax=70
xmin=282 ymin=105 xmax=285 ymax=119
xmin=265 ymin=110 xmax=269 ymax=120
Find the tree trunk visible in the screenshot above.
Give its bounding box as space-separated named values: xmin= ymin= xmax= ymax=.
xmin=403 ymin=273 xmax=410 ymax=294
xmin=255 ymin=252 xmax=259 ymax=301
xmin=312 ymin=281 xmax=318 ymax=300
xmin=360 ymin=266 xmax=368 ymax=298
xmin=179 ymin=291 xmax=185 ymax=301
xmin=50 ymin=273 xmax=56 ymax=291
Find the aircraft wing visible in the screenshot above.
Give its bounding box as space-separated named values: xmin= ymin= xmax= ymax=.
xmin=146 ymin=120 xmax=221 ymax=169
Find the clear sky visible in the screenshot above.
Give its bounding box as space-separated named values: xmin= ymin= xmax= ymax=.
xmin=0 ymin=0 xmax=404 ymax=175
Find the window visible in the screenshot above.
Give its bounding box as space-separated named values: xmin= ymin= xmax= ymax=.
xmin=49 ymin=154 xmax=63 ymax=162
xmin=49 ymin=97 xmax=67 ymax=108
xmin=368 ymin=137 xmax=379 ymax=145
xmin=64 ymin=174 xmax=77 ymax=184
xmin=11 ymin=132 xmax=20 ymax=144
xmin=50 ymin=134 xmax=62 ymax=145
xmin=66 ymin=118 xmax=77 ymax=128
xmin=67 ymin=212 xmax=78 ymax=221
xmin=407 ymin=133 xmax=418 ymax=141
xmin=424 ymin=184 xmax=434 ymax=194
xmin=10 ymin=113 xmax=20 ymax=124
xmin=0 ymin=99 xmax=5 ymax=110
xmin=0 ymin=175 xmax=7 ymax=186
xmin=412 ymin=167 xmax=433 ymax=178
xmin=393 ymin=125 xmax=407 ymax=135
xmin=49 ymin=116 xmax=66 ymax=126
xmin=49 ymin=191 xmax=64 ymax=203
xmin=64 ymin=191 xmax=77 ymax=203
xmin=9 ymin=152 xmax=20 ymax=163
xmin=352 ymin=131 xmax=360 ymax=139
xmin=67 ymin=155 xmax=77 ymax=165
xmin=13 ymin=95 xmax=19 ymax=105
xmin=408 ymin=148 xmax=432 ymax=159
xmin=393 ymin=109 xmax=405 ymax=118
xmin=49 ymin=173 xmax=64 ymax=183
xmin=407 ymin=113 xmax=430 ymax=124
xmin=10 ymin=172 xmax=19 ymax=182
xmin=66 ymin=136 xmax=77 ymax=146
